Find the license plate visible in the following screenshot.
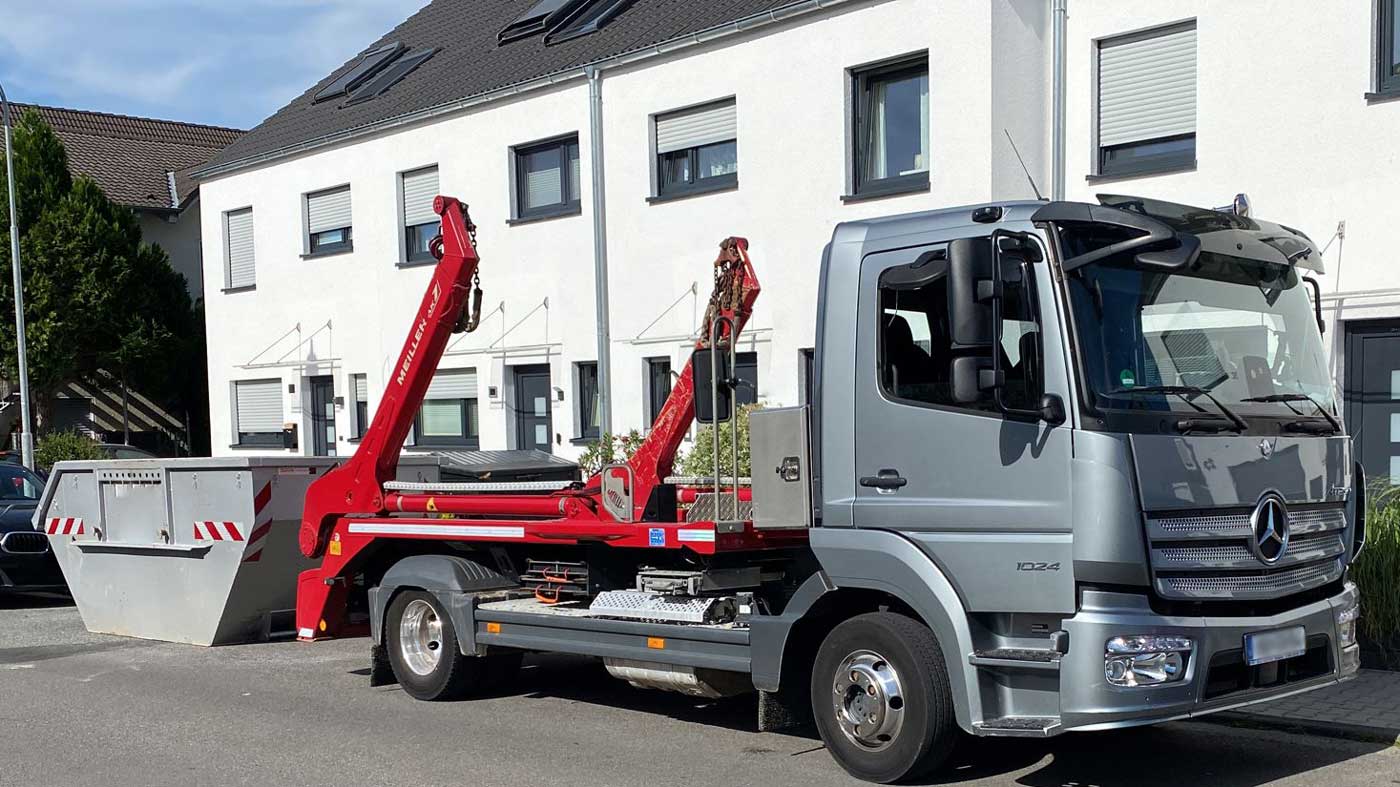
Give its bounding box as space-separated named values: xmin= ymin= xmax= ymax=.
xmin=1244 ymin=626 xmax=1306 ymax=666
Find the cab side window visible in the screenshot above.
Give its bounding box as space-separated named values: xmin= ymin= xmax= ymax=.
xmin=878 ymin=244 xmax=1041 ymax=414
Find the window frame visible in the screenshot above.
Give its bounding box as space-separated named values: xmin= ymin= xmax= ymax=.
xmin=222 ymin=206 xmax=255 ymax=292
xmin=651 ymin=99 xmax=739 ymax=201
xmin=511 ymin=135 xmax=582 ymax=222
xmin=872 ymin=240 xmax=1046 ymax=421
xmin=849 ymin=53 xmax=931 ymax=199
xmin=644 ymin=356 xmax=673 ymax=426
xmin=575 ymin=361 xmax=600 ymax=441
xmin=1093 ymin=21 xmax=1198 ymax=179
xmin=734 ymin=351 xmax=759 ymax=408
xmin=303 ymin=185 xmax=354 ymax=258
xmin=399 ymin=165 xmax=440 ymax=265
xmin=350 ymin=373 xmax=369 ymax=441
xmin=413 ymin=397 xmax=480 ymax=448
xmin=1379 ymin=0 xmax=1400 ymax=96
xmin=232 ymin=378 xmax=285 ymax=447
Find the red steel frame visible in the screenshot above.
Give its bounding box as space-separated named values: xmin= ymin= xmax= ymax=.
xmin=293 ymin=196 xmax=802 ymax=640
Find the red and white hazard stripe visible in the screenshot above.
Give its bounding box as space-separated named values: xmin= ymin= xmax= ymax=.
xmin=241 ymin=482 xmax=274 ymax=563
xmin=194 ymin=520 xmax=244 ymax=541
xmin=44 ymin=517 xmax=84 ymax=536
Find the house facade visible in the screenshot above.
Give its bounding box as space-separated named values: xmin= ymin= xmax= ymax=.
xmin=195 ymin=0 xmax=1050 ymax=459
xmin=195 ymin=0 xmax=1400 ymax=473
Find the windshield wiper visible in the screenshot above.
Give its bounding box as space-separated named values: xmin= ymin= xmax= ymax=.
xmin=1110 ymin=385 xmax=1249 ymax=433
xmin=1241 ymin=393 xmax=1341 ymax=434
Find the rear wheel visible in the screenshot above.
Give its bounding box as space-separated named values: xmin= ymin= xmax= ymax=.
xmin=811 ymin=612 xmax=957 ymax=783
xmin=386 ymin=590 xmax=485 ymax=700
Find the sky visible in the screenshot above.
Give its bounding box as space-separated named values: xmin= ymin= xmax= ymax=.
xmin=0 ymin=0 xmax=432 ymax=130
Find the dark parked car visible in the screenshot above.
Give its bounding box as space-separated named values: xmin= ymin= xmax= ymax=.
xmin=0 ymin=464 xmax=65 ymax=593
xmin=97 ymin=443 xmax=158 ymax=460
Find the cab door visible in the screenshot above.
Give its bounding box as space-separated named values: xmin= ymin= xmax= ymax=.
xmin=850 ymin=236 xmax=1074 ymax=613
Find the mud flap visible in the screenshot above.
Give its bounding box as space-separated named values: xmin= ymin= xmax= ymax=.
xmin=369 ymin=642 xmax=396 ymax=687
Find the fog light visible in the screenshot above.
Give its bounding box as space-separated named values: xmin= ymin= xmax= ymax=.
xmin=1105 ymin=636 xmax=1192 ymax=687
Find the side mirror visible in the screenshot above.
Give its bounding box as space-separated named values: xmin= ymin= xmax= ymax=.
xmin=950 ymin=356 xmax=1000 ymax=404
xmin=693 ymin=348 xmax=733 ymax=424
xmin=948 ymin=237 xmax=996 ymax=349
xmin=1038 ymin=394 xmax=1066 ymax=426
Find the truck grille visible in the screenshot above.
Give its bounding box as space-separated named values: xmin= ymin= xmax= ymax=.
xmin=0 ymin=532 xmax=50 ymax=554
xmin=1146 ymin=504 xmax=1347 ymax=601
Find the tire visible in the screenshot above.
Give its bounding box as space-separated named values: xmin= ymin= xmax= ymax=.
xmin=386 ymin=590 xmax=484 ymax=701
xmin=811 ymin=611 xmax=957 ymax=784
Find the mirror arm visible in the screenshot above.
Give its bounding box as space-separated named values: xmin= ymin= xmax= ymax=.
xmin=988 ymin=230 xmax=1054 ymax=422
xmin=1304 ymin=276 xmax=1326 ymax=336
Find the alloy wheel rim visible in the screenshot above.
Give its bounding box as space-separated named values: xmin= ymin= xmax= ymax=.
xmin=399 ymin=599 xmax=444 ymax=676
xmin=831 ymin=649 xmax=905 ymax=751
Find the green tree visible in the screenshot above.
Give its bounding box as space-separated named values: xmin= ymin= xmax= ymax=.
xmin=677 ymin=403 xmax=762 ymax=478
xmin=34 ymin=429 xmax=107 ymax=471
xmin=0 ymin=109 xmax=197 ymax=436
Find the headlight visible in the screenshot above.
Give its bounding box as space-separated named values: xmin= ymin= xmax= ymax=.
xmin=1337 ymin=583 xmax=1360 ymax=648
xmin=1105 ymin=636 xmax=1192 ymax=687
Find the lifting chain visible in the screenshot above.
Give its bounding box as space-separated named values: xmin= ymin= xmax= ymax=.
xmin=701 ymin=237 xmax=747 ymax=348
xmin=430 ymin=206 xmax=484 ymax=335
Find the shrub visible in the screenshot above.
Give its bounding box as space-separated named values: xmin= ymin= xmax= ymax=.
xmin=677 ymin=403 xmax=762 ymax=478
xmin=34 ymin=430 xmax=107 ymax=471
xmin=1356 ymin=481 xmax=1400 ymax=667
xmin=576 ymin=430 xmax=643 ymax=477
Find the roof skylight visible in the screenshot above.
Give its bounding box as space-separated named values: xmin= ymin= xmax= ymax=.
xmin=313 ymin=42 xmax=406 ymax=103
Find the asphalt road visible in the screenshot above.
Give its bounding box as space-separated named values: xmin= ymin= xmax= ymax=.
xmin=2 ymin=594 xmax=1398 ymax=787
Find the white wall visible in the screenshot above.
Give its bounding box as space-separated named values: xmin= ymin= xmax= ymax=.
xmin=197 ymin=0 xmax=1050 ymax=459
xmin=140 ymin=204 xmax=204 ymax=297
xmin=1063 ymin=0 xmax=1400 ymax=384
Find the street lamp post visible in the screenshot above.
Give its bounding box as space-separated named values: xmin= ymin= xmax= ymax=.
xmin=0 ymin=82 xmax=35 ymax=470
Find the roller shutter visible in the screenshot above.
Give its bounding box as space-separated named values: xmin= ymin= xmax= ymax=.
xmin=656 ymin=100 xmax=737 ymax=154
xmin=1098 ymin=23 xmax=1196 ymax=147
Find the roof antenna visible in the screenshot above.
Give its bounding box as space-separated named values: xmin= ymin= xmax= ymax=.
xmin=1004 ymin=129 xmax=1044 ymax=201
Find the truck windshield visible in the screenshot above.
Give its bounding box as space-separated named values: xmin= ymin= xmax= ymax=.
xmin=1066 ymin=249 xmax=1334 ymax=428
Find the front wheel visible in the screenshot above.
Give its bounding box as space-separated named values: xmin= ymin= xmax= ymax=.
xmin=811 ymin=612 xmax=957 ymax=783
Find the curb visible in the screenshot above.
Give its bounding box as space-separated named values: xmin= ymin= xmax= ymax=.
xmin=1196 ymin=711 xmax=1400 ymax=747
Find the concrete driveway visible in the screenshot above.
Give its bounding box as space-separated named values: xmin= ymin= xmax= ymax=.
xmin=2 ymin=594 xmax=1396 ymax=787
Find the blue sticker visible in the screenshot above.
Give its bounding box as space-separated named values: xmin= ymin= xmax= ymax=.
xmin=648 ymin=528 xmax=665 ymax=547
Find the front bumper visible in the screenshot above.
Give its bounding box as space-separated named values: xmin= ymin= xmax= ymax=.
xmin=0 ymin=542 xmax=67 ymax=592
xmin=1058 ymin=584 xmax=1358 ymax=731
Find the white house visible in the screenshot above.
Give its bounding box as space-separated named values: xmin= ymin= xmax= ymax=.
xmin=194 ymin=0 xmax=1400 ymax=476
xmin=193 ymin=0 xmax=1050 ymax=460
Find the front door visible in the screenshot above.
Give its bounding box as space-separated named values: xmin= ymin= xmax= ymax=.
xmin=1344 ymin=319 xmax=1400 ymax=485
xmin=851 ymin=238 xmax=1074 ymax=614
xmin=308 ymin=375 xmax=336 ymax=457
xmin=514 ymin=365 xmax=553 ymax=453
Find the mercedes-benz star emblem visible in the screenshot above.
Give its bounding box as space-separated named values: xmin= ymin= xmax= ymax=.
xmin=1249 ymin=494 xmax=1290 ymax=564
xmin=1259 ymin=439 xmax=1275 ymax=458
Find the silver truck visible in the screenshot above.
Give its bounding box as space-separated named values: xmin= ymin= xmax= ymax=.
xmin=39 ymin=194 xmax=1362 ymax=784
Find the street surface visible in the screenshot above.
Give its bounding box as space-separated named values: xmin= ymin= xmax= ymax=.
xmin=2 ymin=594 xmax=1397 ymax=787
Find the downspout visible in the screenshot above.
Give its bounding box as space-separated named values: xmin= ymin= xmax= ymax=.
xmin=1051 ymin=0 xmax=1068 ymax=200
xmin=586 ymin=66 xmax=613 ymax=436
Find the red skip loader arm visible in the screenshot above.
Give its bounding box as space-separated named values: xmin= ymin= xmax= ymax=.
xmin=298 ymin=196 xmax=481 ymax=559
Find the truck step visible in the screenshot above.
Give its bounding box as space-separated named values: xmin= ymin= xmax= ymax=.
xmin=968 ymin=648 xmax=1061 ymax=671
xmin=974 ymin=717 xmax=1062 ymax=737
xmin=589 ymin=590 xmax=737 ymax=625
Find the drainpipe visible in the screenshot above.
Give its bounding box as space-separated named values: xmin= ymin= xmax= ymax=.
xmin=586 ymin=66 xmax=613 ymax=436
xmin=1051 ymin=0 xmax=1068 ymax=201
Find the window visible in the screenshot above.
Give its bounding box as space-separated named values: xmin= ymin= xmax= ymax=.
xmin=876 ymin=245 xmax=1040 ymax=413
xmin=500 ymin=0 xmax=575 ymax=43
xmin=654 ymin=100 xmax=738 ymax=198
xmin=1379 ymin=0 xmax=1400 ymax=95
xmin=735 ymin=351 xmax=758 ymax=407
xmin=545 ymin=0 xmax=634 ymax=44
xmin=306 ymin=185 xmax=352 ymax=255
xmin=351 ymin=373 xmax=369 ymax=439
xmin=1097 ymin=22 xmax=1196 ymax=177
xmin=344 ymin=48 xmax=438 ymax=106
xmin=852 ymin=55 xmax=929 ymax=197
xmin=223 ymin=207 xmax=254 ymax=289
xmin=313 ymin=42 xmax=404 ymax=103
xmin=514 ymin=136 xmax=581 ymax=220
xmin=400 ymin=166 xmax=439 ymax=263
xmin=645 ymin=357 xmax=672 ymax=425
xmin=234 ymin=379 xmax=284 ymax=446
xmin=576 ymin=362 xmax=600 ymax=439
xmin=414 ymin=369 xmax=479 ymax=447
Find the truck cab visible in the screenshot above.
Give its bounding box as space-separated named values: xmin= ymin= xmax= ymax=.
xmin=790 ymin=194 xmax=1360 ymax=777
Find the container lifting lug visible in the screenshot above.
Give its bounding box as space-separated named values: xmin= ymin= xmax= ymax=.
xmin=456 ymin=273 xmax=484 ymax=334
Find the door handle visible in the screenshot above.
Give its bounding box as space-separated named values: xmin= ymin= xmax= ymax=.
xmin=860 ymin=469 xmax=907 ymax=490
